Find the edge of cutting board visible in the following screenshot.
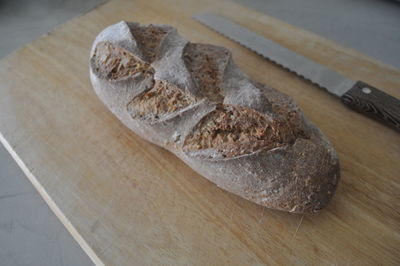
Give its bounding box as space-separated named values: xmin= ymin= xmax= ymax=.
xmin=0 ymin=132 xmax=103 ymax=266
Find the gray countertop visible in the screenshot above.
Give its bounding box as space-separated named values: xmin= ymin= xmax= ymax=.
xmin=0 ymin=0 xmax=399 ymax=265
xmin=0 ymin=144 xmax=93 ymax=266
xmin=234 ymin=0 xmax=400 ymax=69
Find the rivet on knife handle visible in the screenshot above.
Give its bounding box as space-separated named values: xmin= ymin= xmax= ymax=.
xmin=341 ymin=81 xmax=400 ymax=130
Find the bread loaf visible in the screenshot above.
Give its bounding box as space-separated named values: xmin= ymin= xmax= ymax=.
xmin=89 ymin=21 xmax=340 ymax=213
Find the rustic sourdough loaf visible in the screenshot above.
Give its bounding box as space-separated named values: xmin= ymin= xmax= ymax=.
xmin=89 ymin=21 xmax=340 ymax=213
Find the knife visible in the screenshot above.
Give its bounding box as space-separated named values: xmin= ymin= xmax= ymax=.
xmin=193 ymin=12 xmax=400 ymax=131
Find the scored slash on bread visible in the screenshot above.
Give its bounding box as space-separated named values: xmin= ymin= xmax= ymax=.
xmin=89 ymin=21 xmax=340 ymax=214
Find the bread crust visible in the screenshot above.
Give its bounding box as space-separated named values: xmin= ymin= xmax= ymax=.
xmin=89 ymin=21 xmax=340 ymax=213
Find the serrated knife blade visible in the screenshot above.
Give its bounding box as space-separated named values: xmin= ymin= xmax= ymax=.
xmin=193 ymin=12 xmax=400 ymax=131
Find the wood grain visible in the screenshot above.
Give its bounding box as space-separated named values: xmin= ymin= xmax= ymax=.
xmin=341 ymin=81 xmax=400 ymax=131
xmin=0 ymin=0 xmax=399 ymax=265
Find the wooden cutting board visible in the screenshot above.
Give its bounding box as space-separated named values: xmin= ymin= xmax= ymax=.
xmin=0 ymin=0 xmax=399 ymax=265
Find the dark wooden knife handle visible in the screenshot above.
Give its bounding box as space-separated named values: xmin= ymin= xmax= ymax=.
xmin=341 ymin=81 xmax=400 ymax=131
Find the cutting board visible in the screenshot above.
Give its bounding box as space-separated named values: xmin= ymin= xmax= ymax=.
xmin=0 ymin=0 xmax=399 ymax=265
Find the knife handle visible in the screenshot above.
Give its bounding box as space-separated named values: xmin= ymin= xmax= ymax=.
xmin=341 ymin=81 xmax=400 ymax=131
